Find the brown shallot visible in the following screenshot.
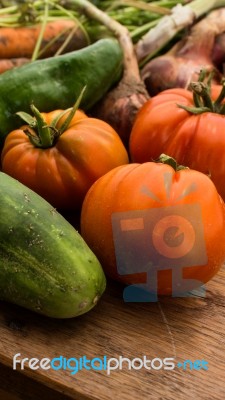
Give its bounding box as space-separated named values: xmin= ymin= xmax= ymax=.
xmin=68 ymin=0 xmax=149 ymax=146
xmin=212 ymin=31 xmax=225 ymax=70
xmin=141 ymin=9 xmax=225 ymax=96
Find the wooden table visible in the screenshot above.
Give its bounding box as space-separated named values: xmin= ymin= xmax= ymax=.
xmin=0 ymin=267 xmax=225 ymax=400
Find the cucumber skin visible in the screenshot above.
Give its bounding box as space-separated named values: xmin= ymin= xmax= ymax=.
xmin=0 ymin=38 xmax=123 ymax=142
xmin=0 ymin=172 xmax=106 ymax=318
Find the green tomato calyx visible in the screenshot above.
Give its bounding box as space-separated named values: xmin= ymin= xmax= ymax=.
xmin=177 ymin=69 xmax=225 ymax=115
xmin=16 ymin=86 xmax=86 ymax=149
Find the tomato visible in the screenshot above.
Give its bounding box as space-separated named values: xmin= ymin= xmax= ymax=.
xmin=1 ymin=107 xmax=129 ymax=210
xmin=81 ymin=159 xmax=225 ymax=296
xmin=129 ymin=84 xmax=225 ymax=202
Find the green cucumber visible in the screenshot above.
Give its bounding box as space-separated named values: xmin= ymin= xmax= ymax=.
xmin=0 ymin=172 xmax=106 ymax=318
xmin=0 ymin=38 xmax=123 ymax=144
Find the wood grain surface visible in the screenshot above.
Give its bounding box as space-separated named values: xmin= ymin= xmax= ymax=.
xmin=0 ymin=266 xmax=225 ymax=400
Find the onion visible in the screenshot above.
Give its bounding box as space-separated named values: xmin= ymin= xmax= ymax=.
xmin=141 ymin=9 xmax=225 ymax=96
xmin=67 ymin=0 xmax=149 ymax=146
xmin=92 ymin=77 xmax=149 ymax=147
xmin=212 ymin=32 xmax=225 ymax=70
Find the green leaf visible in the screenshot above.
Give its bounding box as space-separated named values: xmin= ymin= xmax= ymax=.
xmin=16 ymin=111 xmax=37 ymax=127
xmin=58 ymin=85 xmax=87 ymax=135
xmin=177 ymin=104 xmax=211 ymax=114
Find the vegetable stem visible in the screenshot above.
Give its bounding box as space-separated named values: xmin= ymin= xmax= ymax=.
xmin=109 ymin=1 xmax=172 ymax=15
xmin=178 ymin=71 xmax=225 ymax=115
xmin=30 ymin=104 xmax=53 ymax=148
xmin=66 ymin=0 xmax=140 ymax=80
xmin=56 ymin=86 xmax=86 ymax=134
xmin=190 ymin=0 xmax=225 ymax=18
xmin=31 ymin=0 xmax=49 ymax=61
xmin=157 ymin=154 xmax=187 ymax=171
xmin=17 ymin=87 xmax=86 ymax=148
xmin=190 ymin=83 xmax=214 ymax=110
xmin=0 ymin=5 xmax=17 ymax=14
xmin=135 ymin=0 xmax=225 ymax=63
xmin=130 ymin=18 xmax=161 ymax=41
xmin=49 ymin=0 xmax=91 ymax=45
xmin=214 ymin=80 xmax=225 ymax=109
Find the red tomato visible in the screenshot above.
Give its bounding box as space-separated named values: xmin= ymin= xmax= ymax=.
xmin=1 ymin=108 xmax=129 ymax=210
xmin=81 ymin=160 xmax=225 ymax=296
xmin=129 ymin=84 xmax=225 ymax=201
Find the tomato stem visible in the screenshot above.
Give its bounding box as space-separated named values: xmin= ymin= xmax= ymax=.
xmin=191 ymin=82 xmax=214 ymax=110
xmin=57 ymin=86 xmax=86 ymax=135
xmin=214 ymin=79 xmax=225 ymax=109
xmin=157 ymin=154 xmax=188 ymax=171
xmin=17 ymin=86 xmax=86 ymax=148
xmin=177 ymin=70 xmax=225 ymax=115
xmin=30 ymin=104 xmax=53 ymax=148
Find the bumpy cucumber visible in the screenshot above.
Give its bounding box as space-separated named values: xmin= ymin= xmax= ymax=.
xmin=0 ymin=38 xmax=123 ymax=142
xmin=0 ymin=172 xmax=106 ymax=318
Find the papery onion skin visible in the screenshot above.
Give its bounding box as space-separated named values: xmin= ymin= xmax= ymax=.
xmin=91 ymin=79 xmax=150 ymax=147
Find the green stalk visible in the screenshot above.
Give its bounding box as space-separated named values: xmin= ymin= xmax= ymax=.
xmin=135 ymin=0 xmax=225 ymax=62
xmin=66 ymin=0 xmax=141 ymax=79
xmin=30 ymin=104 xmax=53 ymax=148
xmin=178 ymin=72 xmax=225 ymax=115
xmin=36 ymin=26 xmax=73 ymax=57
xmin=54 ymin=25 xmax=77 ymax=55
xmin=18 ymin=105 xmax=53 ymax=149
xmin=107 ymin=1 xmax=172 ymax=15
xmin=49 ymin=0 xmax=81 ymax=19
xmin=0 ymin=18 xmax=18 ymax=27
xmin=131 ymin=18 xmax=160 ymax=41
xmin=0 ymin=5 xmax=17 ymax=15
xmin=31 ymin=0 xmax=49 ymax=61
xmin=157 ymin=154 xmax=187 ymax=171
xmin=17 ymin=87 xmax=86 ymax=148
xmin=48 ymin=0 xmax=91 ymax=45
xmin=54 ymin=86 xmax=86 ymax=134
xmin=190 ymin=0 xmax=225 ymax=18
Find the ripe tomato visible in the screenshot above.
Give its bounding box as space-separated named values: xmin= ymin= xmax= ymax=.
xmin=1 ymin=108 xmax=129 ymax=210
xmin=81 ymin=159 xmax=225 ymax=296
xmin=129 ymin=84 xmax=225 ymax=201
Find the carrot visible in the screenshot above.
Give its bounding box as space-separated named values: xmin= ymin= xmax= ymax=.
xmin=0 ymin=19 xmax=88 ymax=59
xmin=0 ymin=58 xmax=30 ymax=74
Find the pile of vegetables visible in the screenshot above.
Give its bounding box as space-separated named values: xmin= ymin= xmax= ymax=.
xmin=1 ymin=0 xmax=225 ymax=318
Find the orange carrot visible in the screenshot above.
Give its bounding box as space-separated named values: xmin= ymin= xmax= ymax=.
xmin=0 ymin=58 xmax=30 ymax=74
xmin=0 ymin=19 xmax=88 ymax=59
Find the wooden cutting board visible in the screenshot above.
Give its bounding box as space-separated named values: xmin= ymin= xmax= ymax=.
xmin=0 ymin=266 xmax=225 ymax=400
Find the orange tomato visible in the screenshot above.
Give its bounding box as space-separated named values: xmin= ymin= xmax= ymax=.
xmin=1 ymin=109 xmax=129 ymax=210
xmin=129 ymin=85 xmax=225 ymax=202
xmin=81 ymin=160 xmax=225 ymax=296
